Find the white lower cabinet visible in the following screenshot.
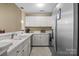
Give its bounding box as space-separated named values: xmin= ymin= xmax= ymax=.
xmin=22 ymin=38 xmax=31 ymax=56
xmin=11 ymin=37 xmax=31 ymax=56
xmin=22 ymin=44 xmax=28 ymax=56
xmin=32 ymin=34 xmax=49 ymax=46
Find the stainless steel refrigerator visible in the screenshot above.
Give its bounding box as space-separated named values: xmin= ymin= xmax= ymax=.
xmin=55 ymin=3 xmax=77 ymax=56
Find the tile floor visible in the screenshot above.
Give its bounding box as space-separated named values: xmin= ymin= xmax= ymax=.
xmin=30 ymin=47 xmax=52 ymax=56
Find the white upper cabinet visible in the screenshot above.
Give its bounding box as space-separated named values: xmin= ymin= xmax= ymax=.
xmin=25 ymin=16 xmax=52 ymax=27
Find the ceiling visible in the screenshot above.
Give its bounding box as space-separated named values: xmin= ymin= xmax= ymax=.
xmin=15 ymin=3 xmax=57 ymax=16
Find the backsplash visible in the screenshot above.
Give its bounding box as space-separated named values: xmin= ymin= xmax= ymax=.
xmin=25 ymin=27 xmax=52 ymax=33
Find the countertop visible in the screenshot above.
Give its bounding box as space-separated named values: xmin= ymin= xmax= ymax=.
xmin=0 ymin=41 xmax=12 ymax=55
xmin=0 ymin=33 xmax=33 ymax=54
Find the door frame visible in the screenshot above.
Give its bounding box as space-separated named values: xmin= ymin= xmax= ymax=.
xmin=77 ymin=3 xmax=79 ymax=56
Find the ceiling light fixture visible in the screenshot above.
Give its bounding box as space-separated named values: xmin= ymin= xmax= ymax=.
xmin=36 ymin=3 xmax=45 ymax=8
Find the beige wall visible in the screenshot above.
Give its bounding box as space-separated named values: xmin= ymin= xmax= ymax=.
xmin=0 ymin=3 xmax=21 ymax=32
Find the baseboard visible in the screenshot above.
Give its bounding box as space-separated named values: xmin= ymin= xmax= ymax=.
xmin=56 ymin=51 xmax=74 ymax=56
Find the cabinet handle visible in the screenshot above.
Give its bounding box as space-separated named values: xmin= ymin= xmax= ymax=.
xmin=16 ymin=51 xmax=19 ymax=53
xmin=22 ymin=50 xmax=24 ymax=52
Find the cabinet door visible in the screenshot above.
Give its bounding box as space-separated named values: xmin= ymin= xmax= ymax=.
xmin=22 ymin=44 xmax=28 ymax=56
xmin=40 ymin=34 xmax=49 ymax=45
xmin=22 ymin=39 xmax=31 ymax=56
xmin=36 ymin=35 xmax=42 ymax=45
xmin=32 ymin=35 xmax=39 ymax=45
